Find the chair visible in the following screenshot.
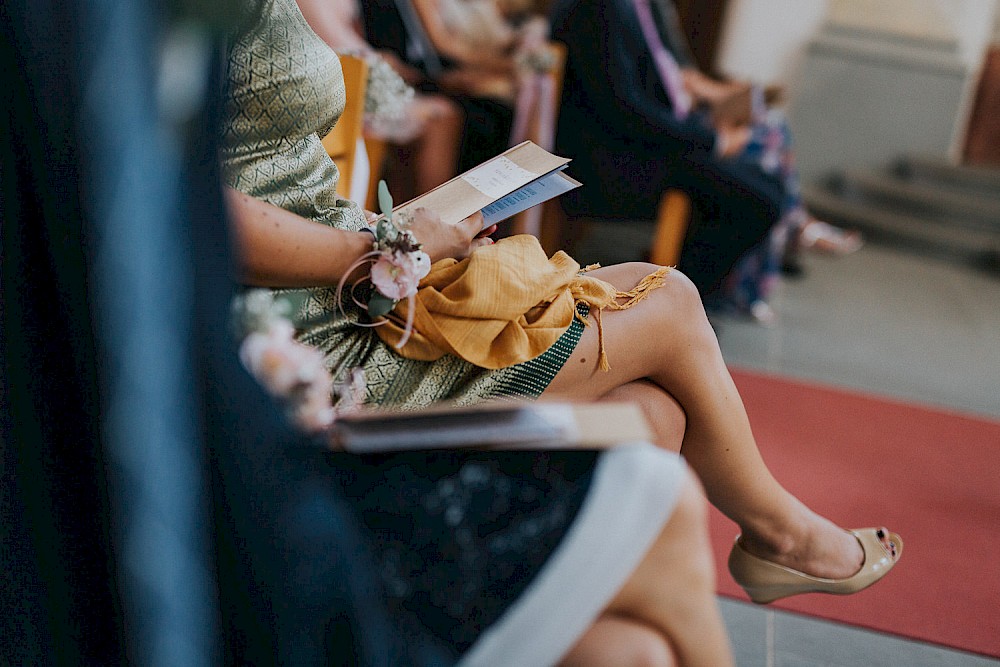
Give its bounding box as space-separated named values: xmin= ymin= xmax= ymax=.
xmin=508 ymin=41 xmax=568 ymax=238
xmin=322 ymin=54 xmax=369 ymax=202
xmin=538 ymin=189 xmax=692 ymax=267
xmin=362 ymin=135 xmax=389 ymax=211
xmin=649 ymin=189 xmax=691 ymax=266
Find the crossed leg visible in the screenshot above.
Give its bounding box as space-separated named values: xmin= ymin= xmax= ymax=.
xmin=544 ymin=262 xmax=890 ymax=581
xmin=600 ymin=379 xmax=686 ymax=450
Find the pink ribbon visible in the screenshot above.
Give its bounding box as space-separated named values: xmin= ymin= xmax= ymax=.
xmin=335 ymin=251 xmax=417 ymax=350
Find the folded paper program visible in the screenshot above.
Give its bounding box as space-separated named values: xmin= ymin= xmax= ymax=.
xmin=394 ymin=140 xmax=581 ymax=228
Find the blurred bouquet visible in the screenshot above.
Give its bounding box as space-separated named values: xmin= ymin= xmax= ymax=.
xmin=231 ymin=289 xmax=365 ymax=434
xmin=354 ymin=52 xmax=424 ymax=143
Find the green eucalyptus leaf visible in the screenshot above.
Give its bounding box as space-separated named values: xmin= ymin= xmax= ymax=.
xmin=377 ymin=180 xmax=393 ymax=217
xmin=376 ymin=216 xmax=392 ymax=240
xmin=367 ymin=293 xmax=396 ymax=318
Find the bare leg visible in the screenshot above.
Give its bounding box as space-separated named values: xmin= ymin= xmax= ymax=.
xmin=584 ymin=469 xmax=734 ymax=667
xmin=544 ymin=263 xmax=877 ymax=580
xmin=559 ymin=615 xmax=675 ymax=667
xmin=601 ymin=380 xmax=686 ymax=452
xmin=411 ymin=95 xmax=463 ymax=194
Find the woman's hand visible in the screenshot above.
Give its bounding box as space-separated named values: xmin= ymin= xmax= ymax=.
xmin=407 ymin=208 xmax=495 ymax=262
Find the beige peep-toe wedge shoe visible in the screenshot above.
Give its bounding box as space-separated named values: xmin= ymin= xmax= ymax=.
xmin=728 ymin=528 xmax=902 ymax=604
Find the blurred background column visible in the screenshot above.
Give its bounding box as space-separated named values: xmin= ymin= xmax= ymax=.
xmin=716 ymin=0 xmax=999 ymax=182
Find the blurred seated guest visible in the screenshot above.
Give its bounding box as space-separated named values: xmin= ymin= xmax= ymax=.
xmin=323 ymin=448 xmax=734 ymax=666
xmin=719 ymin=112 xmax=863 ymax=323
xmin=549 ymin=0 xmax=786 ymax=306
xmin=296 ymin=0 xmax=464 ymax=200
xmin=360 ymin=0 xmax=533 ymax=170
xmin=408 ymin=0 xmax=551 ymax=99
xmin=650 ymin=1 xmax=862 ymax=321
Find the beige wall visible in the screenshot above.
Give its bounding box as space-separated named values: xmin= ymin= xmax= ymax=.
xmin=716 ymin=0 xmax=998 ymax=180
xmin=826 ymin=0 xmax=955 ymax=41
xmin=826 ymin=0 xmax=997 ymax=64
xmin=718 ymin=0 xmax=998 ymax=87
xmin=716 ymin=0 xmax=828 ymax=86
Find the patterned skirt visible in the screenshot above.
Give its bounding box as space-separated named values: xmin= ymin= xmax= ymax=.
xmin=329 ymin=444 xmax=687 ymax=665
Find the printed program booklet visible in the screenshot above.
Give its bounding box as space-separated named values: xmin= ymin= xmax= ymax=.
xmin=393 ymin=140 xmax=581 ymax=229
xmin=330 ymin=401 xmax=654 ymax=452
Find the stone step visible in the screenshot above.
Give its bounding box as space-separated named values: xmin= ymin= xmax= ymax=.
xmin=802 ymin=183 xmax=1000 ymax=272
xmin=830 ymin=167 xmax=1000 ymax=234
xmin=893 ymin=155 xmax=1000 ymax=197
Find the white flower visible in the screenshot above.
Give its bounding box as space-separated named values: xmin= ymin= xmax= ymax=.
xmin=232 ymin=289 xmax=369 ymax=435
xmin=238 ymin=319 xmax=337 ymax=434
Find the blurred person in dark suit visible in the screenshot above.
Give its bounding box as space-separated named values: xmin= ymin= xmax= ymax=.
xmin=550 ymin=0 xmax=784 ymax=306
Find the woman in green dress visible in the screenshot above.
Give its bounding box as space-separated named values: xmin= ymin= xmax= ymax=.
xmin=220 ymin=0 xmax=902 ymax=653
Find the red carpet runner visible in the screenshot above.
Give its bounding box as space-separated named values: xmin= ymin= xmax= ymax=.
xmin=711 ymin=367 xmax=1000 ymax=658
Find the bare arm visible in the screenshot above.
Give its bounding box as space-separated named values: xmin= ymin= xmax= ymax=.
xmin=226 ymin=187 xmax=377 ymax=287
xmin=411 ymin=0 xmax=516 ymax=73
xmin=295 ymin=0 xmax=372 ymax=54
xmin=225 ymin=187 xmax=493 ymax=288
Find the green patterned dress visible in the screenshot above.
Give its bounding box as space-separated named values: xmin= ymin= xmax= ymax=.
xmin=221 ymin=0 xmax=583 ymax=409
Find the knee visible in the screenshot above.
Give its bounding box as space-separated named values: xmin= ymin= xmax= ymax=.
xmin=672 ymin=468 xmax=709 ymax=534
xmin=663 ymin=267 xmax=702 ymax=303
xmin=618 ymin=262 xmax=701 ymax=305
xmin=560 ymin=617 xmax=677 ymax=667
xmin=624 ymin=630 xmax=676 ymax=667
xmin=654 ymin=266 xmax=712 ymax=331
xmin=632 ymin=384 xmax=686 ymax=451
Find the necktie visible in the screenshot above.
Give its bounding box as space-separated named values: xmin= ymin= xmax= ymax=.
xmin=632 ymin=0 xmax=692 ymax=120
xmin=650 ymin=0 xmax=696 ymax=67
xmin=393 ymin=0 xmax=443 ymax=79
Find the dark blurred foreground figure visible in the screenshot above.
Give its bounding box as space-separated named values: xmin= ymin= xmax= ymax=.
xmin=1 ymin=1 xmax=735 ymax=666
xmin=0 ymin=0 xmax=449 ymax=663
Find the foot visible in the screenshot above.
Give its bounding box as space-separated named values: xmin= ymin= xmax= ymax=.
xmin=749 ymin=301 xmax=776 ymax=326
xmin=729 ymin=527 xmax=902 ymax=603
xmin=799 ymin=220 xmax=863 ymax=256
xmin=737 ymin=515 xmax=897 ymax=581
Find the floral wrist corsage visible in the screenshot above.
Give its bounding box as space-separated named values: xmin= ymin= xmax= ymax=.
xmin=337 ymin=180 xmax=430 ymax=348
xmin=230 ymin=182 xmax=425 ymax=435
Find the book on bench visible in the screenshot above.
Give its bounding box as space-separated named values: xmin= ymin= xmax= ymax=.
xmin=393 ymin=140 xmax=581 ymax=229
xmin=330 ymin=401 xmax=654 ymax=452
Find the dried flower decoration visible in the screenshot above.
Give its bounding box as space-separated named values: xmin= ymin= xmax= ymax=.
xmin=231 ymin=182 xmax=425 ymax=434
xmin=341 ymin=50 xmax=423 ymax=143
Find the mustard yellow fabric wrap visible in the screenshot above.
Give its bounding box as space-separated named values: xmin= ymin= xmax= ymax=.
xmin=375 ymin=235 xmax=670 ymax=370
